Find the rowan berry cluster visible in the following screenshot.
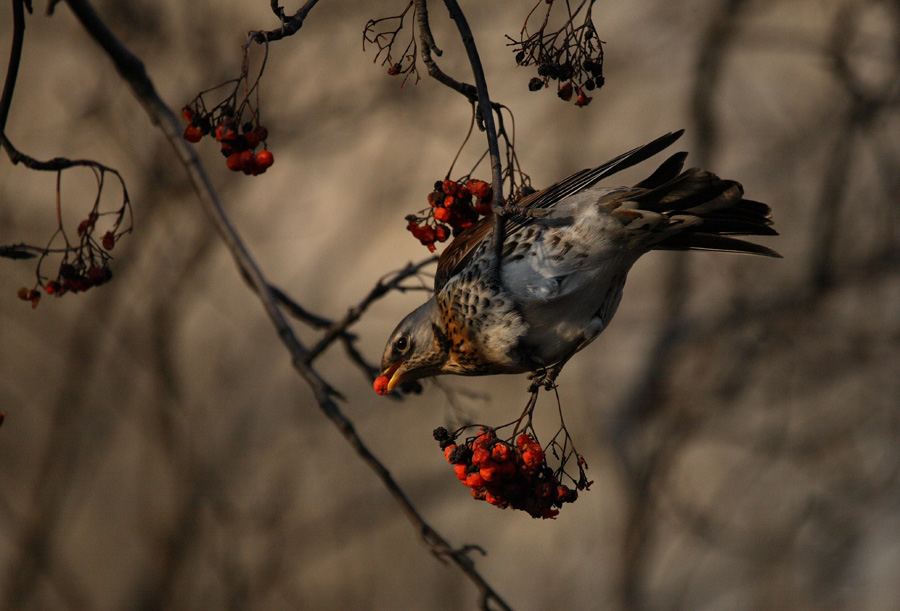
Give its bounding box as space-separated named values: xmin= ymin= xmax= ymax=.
xmin=405 ymin=179 xmax=493 ymax=252
xmin=434 ymin=426 xmax=581 ymax=519
xmin=509 ymin=1 xmax=604 ymax=107
xmin=182 ymin=106 xmax=273 ymax=175
xmin=15 ymin=200 xmax=126 ymax=308
xmin=18 ymin=255 xmax=113 ymax=308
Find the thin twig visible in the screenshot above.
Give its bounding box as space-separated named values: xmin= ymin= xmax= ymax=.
xmin=439 ymin=0 xmax=507 ymax=281
xmin=304 ymin=257 xmax=437 ymax=364
xmin=252 ymin=0 xmax=320 ymax=43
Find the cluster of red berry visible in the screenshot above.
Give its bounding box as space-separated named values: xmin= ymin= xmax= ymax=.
xmin=406 ymin=179 xmax=493 ymax=252
xmin=17 ymin=211 xmax=119 ymax=308
xmin=18 ymin=260 xmax=112 ymax=307
xmin=434 ymin=426 xmax=580 ymax=519
xmin=182 ymin=107 xmax=274 ymax=176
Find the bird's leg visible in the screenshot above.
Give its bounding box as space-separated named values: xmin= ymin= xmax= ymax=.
xmin=527 ymin=357 xmax=571 ymax=392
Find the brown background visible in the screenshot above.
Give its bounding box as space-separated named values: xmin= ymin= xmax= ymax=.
xmin=2 ymin=1 xmax=899 ymax=609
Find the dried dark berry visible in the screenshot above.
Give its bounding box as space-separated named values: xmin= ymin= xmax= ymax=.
xmin=537 ymin=63 xmax=558 ymax=78
xmin=528 ymin=77 xmax=544 ymax=91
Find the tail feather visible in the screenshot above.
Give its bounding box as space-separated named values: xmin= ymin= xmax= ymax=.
xmin=633 ymin=152 xmax=688 ymax=190
xmin=632 ymin=161 xmax=780 ymax=257
xmin=654 ymin=233 xmax=782 ymax=258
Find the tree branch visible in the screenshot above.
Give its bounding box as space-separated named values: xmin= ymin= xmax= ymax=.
xmin=253 ymin=0 xmax=321 ymax=43
xmin=57 ymin=1 xmax=510 ymax=607
xmin=439 ymin=0 xmax=507 ymax=276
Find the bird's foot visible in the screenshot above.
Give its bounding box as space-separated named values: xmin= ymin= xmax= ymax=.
xmin=528 ymin=364 xmax=564 ymax=392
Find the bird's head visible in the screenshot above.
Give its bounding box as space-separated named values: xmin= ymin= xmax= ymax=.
xmin=378 ymin=298 xmax=447 ymax=394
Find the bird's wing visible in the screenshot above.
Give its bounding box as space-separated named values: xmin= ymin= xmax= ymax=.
xmin=434 ymin=130 xmax=685 ymax=292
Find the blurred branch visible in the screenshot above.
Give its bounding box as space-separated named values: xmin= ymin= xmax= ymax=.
xmin=611 ymin=2 xmax=749 ymax=607
xmin=57 ymin=0 xmax=510 ymax=607
xmin=0 ymin=0 xmax=27 ymax=145
xmin=252 ymin=0 xmax=321 ymax=43
xmin=809 ymin=2 xmax=900 ymax=290
xmin=304 ymin=257 xmax=437 ymax=364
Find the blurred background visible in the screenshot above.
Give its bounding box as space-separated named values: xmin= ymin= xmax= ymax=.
xmin=2 ymin=0 xmax=899 ymax=609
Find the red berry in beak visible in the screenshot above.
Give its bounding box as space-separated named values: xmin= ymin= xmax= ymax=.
xmin=374 ymin=375 xmax=391 ymax=395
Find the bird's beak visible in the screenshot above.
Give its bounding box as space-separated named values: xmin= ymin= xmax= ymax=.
xmin=382 ymin=360 xmax=404 ymax=393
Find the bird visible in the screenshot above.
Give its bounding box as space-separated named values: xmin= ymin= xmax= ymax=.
xmin=376 ymin=130 xmax=779 ymax=395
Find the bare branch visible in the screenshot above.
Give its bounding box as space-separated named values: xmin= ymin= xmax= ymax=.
xmin=252 ymin=0 xmax=321 ymax=43
xmin=439 ymin=0 xmax=507 ymax=274
xmin=56 ymin=1 xmax=510 ymax=606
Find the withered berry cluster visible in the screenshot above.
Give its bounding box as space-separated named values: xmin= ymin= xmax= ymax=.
xmin=182 ymin=107 xmax=274 ymax=176
xmin=524 ymin=58 xmax=603 ymax=107
xmin=434 ymin=426 xmax=580 ymax=519
xmin=16 ymin=209 xmax=120 ymax=308
xmin=406 ymin=179 xmax=493 ymax=252
xmin=509 ymin=1 xmax=605 ymax=107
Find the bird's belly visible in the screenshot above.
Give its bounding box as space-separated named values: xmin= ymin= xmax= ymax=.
xmin=508 ymin=261 xmax=632 ymax=367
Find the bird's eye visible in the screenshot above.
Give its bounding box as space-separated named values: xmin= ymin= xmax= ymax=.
xmin=394 ymin=336 xmax=409 ymax=353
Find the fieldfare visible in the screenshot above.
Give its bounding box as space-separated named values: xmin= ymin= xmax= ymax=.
xmin=378 ymin=130 xmax=779 ymax=393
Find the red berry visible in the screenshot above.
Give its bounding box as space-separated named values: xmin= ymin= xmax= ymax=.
xmin=86 ymin=266 xmax=111 ymax=286
xmin=102 ymin=231 xmax=115 ymax=250
xmin=575 ymin=87 xmax=592 ymax=107
xmin=434 ymin=207 xmax=451 ymax=222
xmin=239 ymin=150 xmax=256 ymax=174
xmin=475 ymin=203 xmax=493 ymax=217
xmin=471 ymin=448 xmax=490 ymax=467
xmin=480 ymin=463 xmax=499 ymax=482
xmin=407 ymin=221 xmax=423 ymax=239
xmin=183 ymin=125 xmax=203 ymax=143
xmin=181 ymin=107 xmax=195 ymax=122
xmin=244 ymin=131 xmax=260 ymax=149
xmin=465 ymin=472 xmax=485 ymax=488
xmin=226 ymin=153 xmax=242 ymax=172
xmin=491 ymin=444 xmax=511 ymax=463
xmin=558 ymin=82 xmax=574 ymax=101
xmin=45 ymin=281 xmax=60 ymax=295
xmin=418 ymin=225 xmax=436 ymax=245
xmin=256 ymin=125 xmax=268 ymax=141
xmin=485 ymin=492 xmax=503 ymax=506
xmin=444 ymin=444 xmax=458 ymax=463
xmin=256 ymin=150 xmax=274 ymax=170
xmin=522 ymin=449 xmax=544 ymax=467
xmin=516 ymin=434 xmax=532 ymax=449
xmin=373 ymin=375 xmax=391 ymax=395
xmin=435 ymin=225 xmax=449 ymax=242
xmin=474 ymin=429 xmax=495 ymax=448
xmin=453 ymin=464 xmax=468 ymax=481
xmin=441 ymin=179 xmax=458 ymax=196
